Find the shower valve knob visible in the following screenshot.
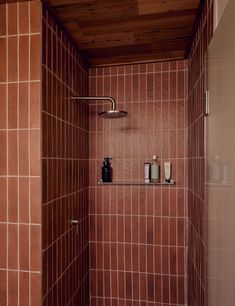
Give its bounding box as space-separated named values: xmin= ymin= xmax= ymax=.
xmin=71 ymin=219 xmax=78 ymax=225
xmin=71 ymin=219 xmax=79 ymax=234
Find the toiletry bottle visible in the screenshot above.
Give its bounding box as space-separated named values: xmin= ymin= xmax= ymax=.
xmin=144 ymin=163 xmax=151 ymax=183
xmin=164 ymin=162 xmax=172 ymax=183
xmin=151 ymin=156 xmax=160 ymax=183
xmin=102 ymin=157 xmax=112 ymax=182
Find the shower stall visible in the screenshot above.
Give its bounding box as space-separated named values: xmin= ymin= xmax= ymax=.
xmin=1 ymin=0 xmax=235 ymax=305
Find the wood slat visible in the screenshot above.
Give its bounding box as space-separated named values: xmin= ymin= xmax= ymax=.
xmin=88 ymin=50 xmax=185 ymax=67
xmin=84 ymin=38 xmax=189 ymax=58
xmin=77 ymin=14 xmax=195 ymax=36
xmin=75 ymin=27 xmax=193 ymax=50
xmin=45 ymin=0 xmax=202 ymax=66
xmin=138 ymin=0 xmax=200 ymax=15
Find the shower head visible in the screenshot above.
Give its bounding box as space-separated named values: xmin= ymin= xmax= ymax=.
xmin=99 ymin=109 xmax=128 ymax=119
xmin=71 ymin=96 xmax=128 ymax=119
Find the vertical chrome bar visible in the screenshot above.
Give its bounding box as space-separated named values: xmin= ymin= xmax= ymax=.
xmin=205 ymin=91 xmax=210 ymax=116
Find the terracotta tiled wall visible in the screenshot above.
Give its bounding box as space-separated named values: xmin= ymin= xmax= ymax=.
xmin=0 ymin=1 xmax=42 ymax=305
xmin=89 ymin=61 xmax=188 ymax=305
xmin=41 ymin=4 xmax=90 ymax=306
xmin=187 ymin=1 xmax=214 ymax=305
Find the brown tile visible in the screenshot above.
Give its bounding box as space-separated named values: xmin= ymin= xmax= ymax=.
xmin=0 ymin=5 xmax=6 ymax=36
xmin=31 ymin=273 xmax=41 ymax=306
xmin=19 ymin=225 xmax=29 ymax=270
xmin=19 ymin=130 xmax=29 ymax=175
xmin=30 ymin=0 xmax=41 ymax=33
xmin=8 ymin=3 xmax=17 ymax=35
xmin=30 ymin=130 xmax=40 ymax=176
xmin=19 ymin=83 xmax=29 ymax=128
xmin=30 ymin=225 xmax=41 ymax=271
xmin=0 ymin=270 xmax=7 ymax=305
xmin=19 ymin=36 xmax=29 ymax=81
xmin=8 ymin=36 xmax=18 ymax=82
xmin=19 ymin=272 xmax=29 ymax=306
xmin=19 ymin=1 xmax=29 ymax=34
xmin=19 ymin=178 xmax=29 ymax=223
xmin=8 ymin=224 xmax=18 ymax=269
xmin=0 ymin=224 xmax=7 ymax=268
xmin=30 ymin=82 xmax=40 ymax=128
xmin=30 ymin=178 xmax=41 ymax=224
xmin=8 ymin=83 xmax=18 ymax=129
xmin=30 ymin=34 xmax=41 ymax=80
xmin=177 ymin=60 xmax=185 ymax=70
xmin=0 ymin=38 xmax=6 ymax=82
xmin=0 ymin=178 xmax=7 ymax=222
xmin=8 ymin=271 xmax=18 ymax=306
xmin=0 ymin=84 xmax=6 ymax=129
xmin=8 ymin=177 xmax=18 ymax=222
xmin=8 ymin=130 xmax=18 ymax=175
xmin=0 ymin=131 xmax=7 ymax=175
xmin=178 ymin=276 xmax=185 ymax=304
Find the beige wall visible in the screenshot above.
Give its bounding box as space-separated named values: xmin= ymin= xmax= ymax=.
xmin=214 ymin=0 xmax=230 ymax=30
xmin=207 ymin=0 xmax=235 ymax=305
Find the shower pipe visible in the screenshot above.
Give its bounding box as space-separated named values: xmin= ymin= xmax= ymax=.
xmin=71 ymin=96 xmax=117 ymax=111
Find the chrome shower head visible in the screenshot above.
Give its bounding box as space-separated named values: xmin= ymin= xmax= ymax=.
xmin=99 ymin=109 xmax=128 ymax=119
xmin=71 ymin=96 xmax=128 ymax=119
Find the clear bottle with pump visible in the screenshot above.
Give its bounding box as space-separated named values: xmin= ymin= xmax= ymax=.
xmin=151 ymin=155 xmax=160 ymax=183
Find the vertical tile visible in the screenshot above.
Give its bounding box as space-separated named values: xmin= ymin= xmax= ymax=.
xmin=30 ymin=34 xmax=41 ymax=80
xmin=8 ymin=3 xmax=18 ymax=35
xmin=19 ymin=36 xmax=29 ymax=81
xmin=0 ymin=224 xmax=7 ymax=268
xmin=0 ymin=271 xmax=7 ymax=305
xmin=0 ymin=131 xmax=7 ymax=175
xmin=19 ymin=225 xmax=29 ymax=270
xmin=19 ymin=2 xmax=29 ymax=34
xmin=30 ymin=82 xmax=40 ymax=128
xmin=0 ymin=5 xmax=6 ymax=36
xmin=8 ymin=83 xmax=18 ymax=129
xmin=19 ymin=272 xmax=30 ymax=306
xmin=8 ymin=271 xmax=18 ymax=306
xmin=19 ymin=83 xmax=29 ymax=128
xmin=30 ymin=225 xmax=41 ymax=271
xmin=8 ymin=177 xmax=18 ymax=222
xmin=30 ymin=1 xmax=41 ymax=33
xmin=8 ymin=224 xmax=18 ymax=269
xmin=0 ymin=38 xmax=6 ymax=82
xmin=30 ymin=130 xmax=40 ymax=176
xmin=0 ymin=85 xmax=6 ymax=129
xmin=0 ymin=178 xmax=7 ymax=221
xmin=8 ymin=36 xmax=18 ymax=82
xmin=19 ymin=130 xmax=29 ymax=175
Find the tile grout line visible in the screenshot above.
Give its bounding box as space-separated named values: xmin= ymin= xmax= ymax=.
xmin=28 ymin=2 xmax=31 ymax=303
xmin=17 ymin=3 xmax=20 ymax=305
xmin=6 ymin=3 xmax=9 ymax=306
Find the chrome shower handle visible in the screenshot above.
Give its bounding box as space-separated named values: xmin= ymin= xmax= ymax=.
xmin=71 ymin=219 xmax=78 ymax=225
xmin=71 ymin=219 xmax=79 ymax=234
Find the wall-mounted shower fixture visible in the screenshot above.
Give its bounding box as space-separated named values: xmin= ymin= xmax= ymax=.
xmin=71 ymin=96 xmax=128 ymax=119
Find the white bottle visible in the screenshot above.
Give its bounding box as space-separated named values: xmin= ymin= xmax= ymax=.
xmin=151 ymin=156 xmax=160 ymax=183
xmin=164 ymin=162 xmax=172 ymax=182
xmin=144 ymin=163 xmax=151 ymax=183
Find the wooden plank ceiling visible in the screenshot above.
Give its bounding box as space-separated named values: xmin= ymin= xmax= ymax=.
xmin=48 ymin=0 xmax=202 ymax=66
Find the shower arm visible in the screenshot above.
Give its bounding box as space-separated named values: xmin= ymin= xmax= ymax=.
xmin=71 ymin=96 xmax=117 ymax=111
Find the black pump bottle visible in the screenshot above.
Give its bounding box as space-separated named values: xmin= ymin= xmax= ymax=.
xmin=102 ymin=157 xmax=112 ymax=182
